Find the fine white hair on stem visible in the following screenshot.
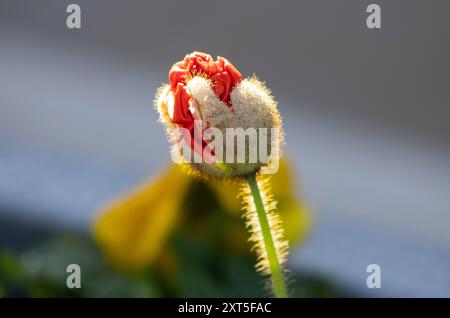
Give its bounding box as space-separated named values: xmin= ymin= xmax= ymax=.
xmin=240 ymin=175 xmax=289 ymax=276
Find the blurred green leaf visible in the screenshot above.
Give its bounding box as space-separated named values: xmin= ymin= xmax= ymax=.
xmin=0 ymin=233 xmax=340 ymax=297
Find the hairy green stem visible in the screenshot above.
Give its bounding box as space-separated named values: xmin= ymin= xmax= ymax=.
xmin=247 ymin=174 xmax=288 ymax=298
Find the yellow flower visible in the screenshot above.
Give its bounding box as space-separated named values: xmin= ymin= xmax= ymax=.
xmin=93 ymin=159 xmax=310 ymax=272
xmin=93 ymin=164 xmax=189 ymax=271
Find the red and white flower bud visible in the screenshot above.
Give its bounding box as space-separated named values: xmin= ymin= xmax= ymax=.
xmin=155 ymin=52 xmax=283 ymax=179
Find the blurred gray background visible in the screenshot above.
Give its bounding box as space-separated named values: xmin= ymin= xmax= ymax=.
xmin=1 ymin=0 xmax=449 ymax=296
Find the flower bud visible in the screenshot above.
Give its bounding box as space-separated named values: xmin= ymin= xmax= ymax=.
xmin=155 ymin=52 xmax=283 ymax=179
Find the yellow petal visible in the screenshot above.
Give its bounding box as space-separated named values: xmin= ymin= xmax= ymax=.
xmin=92 ymin=164 xmax=190 ymax=271
xmin=270 ymin=158 xmax=312 ymax=246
